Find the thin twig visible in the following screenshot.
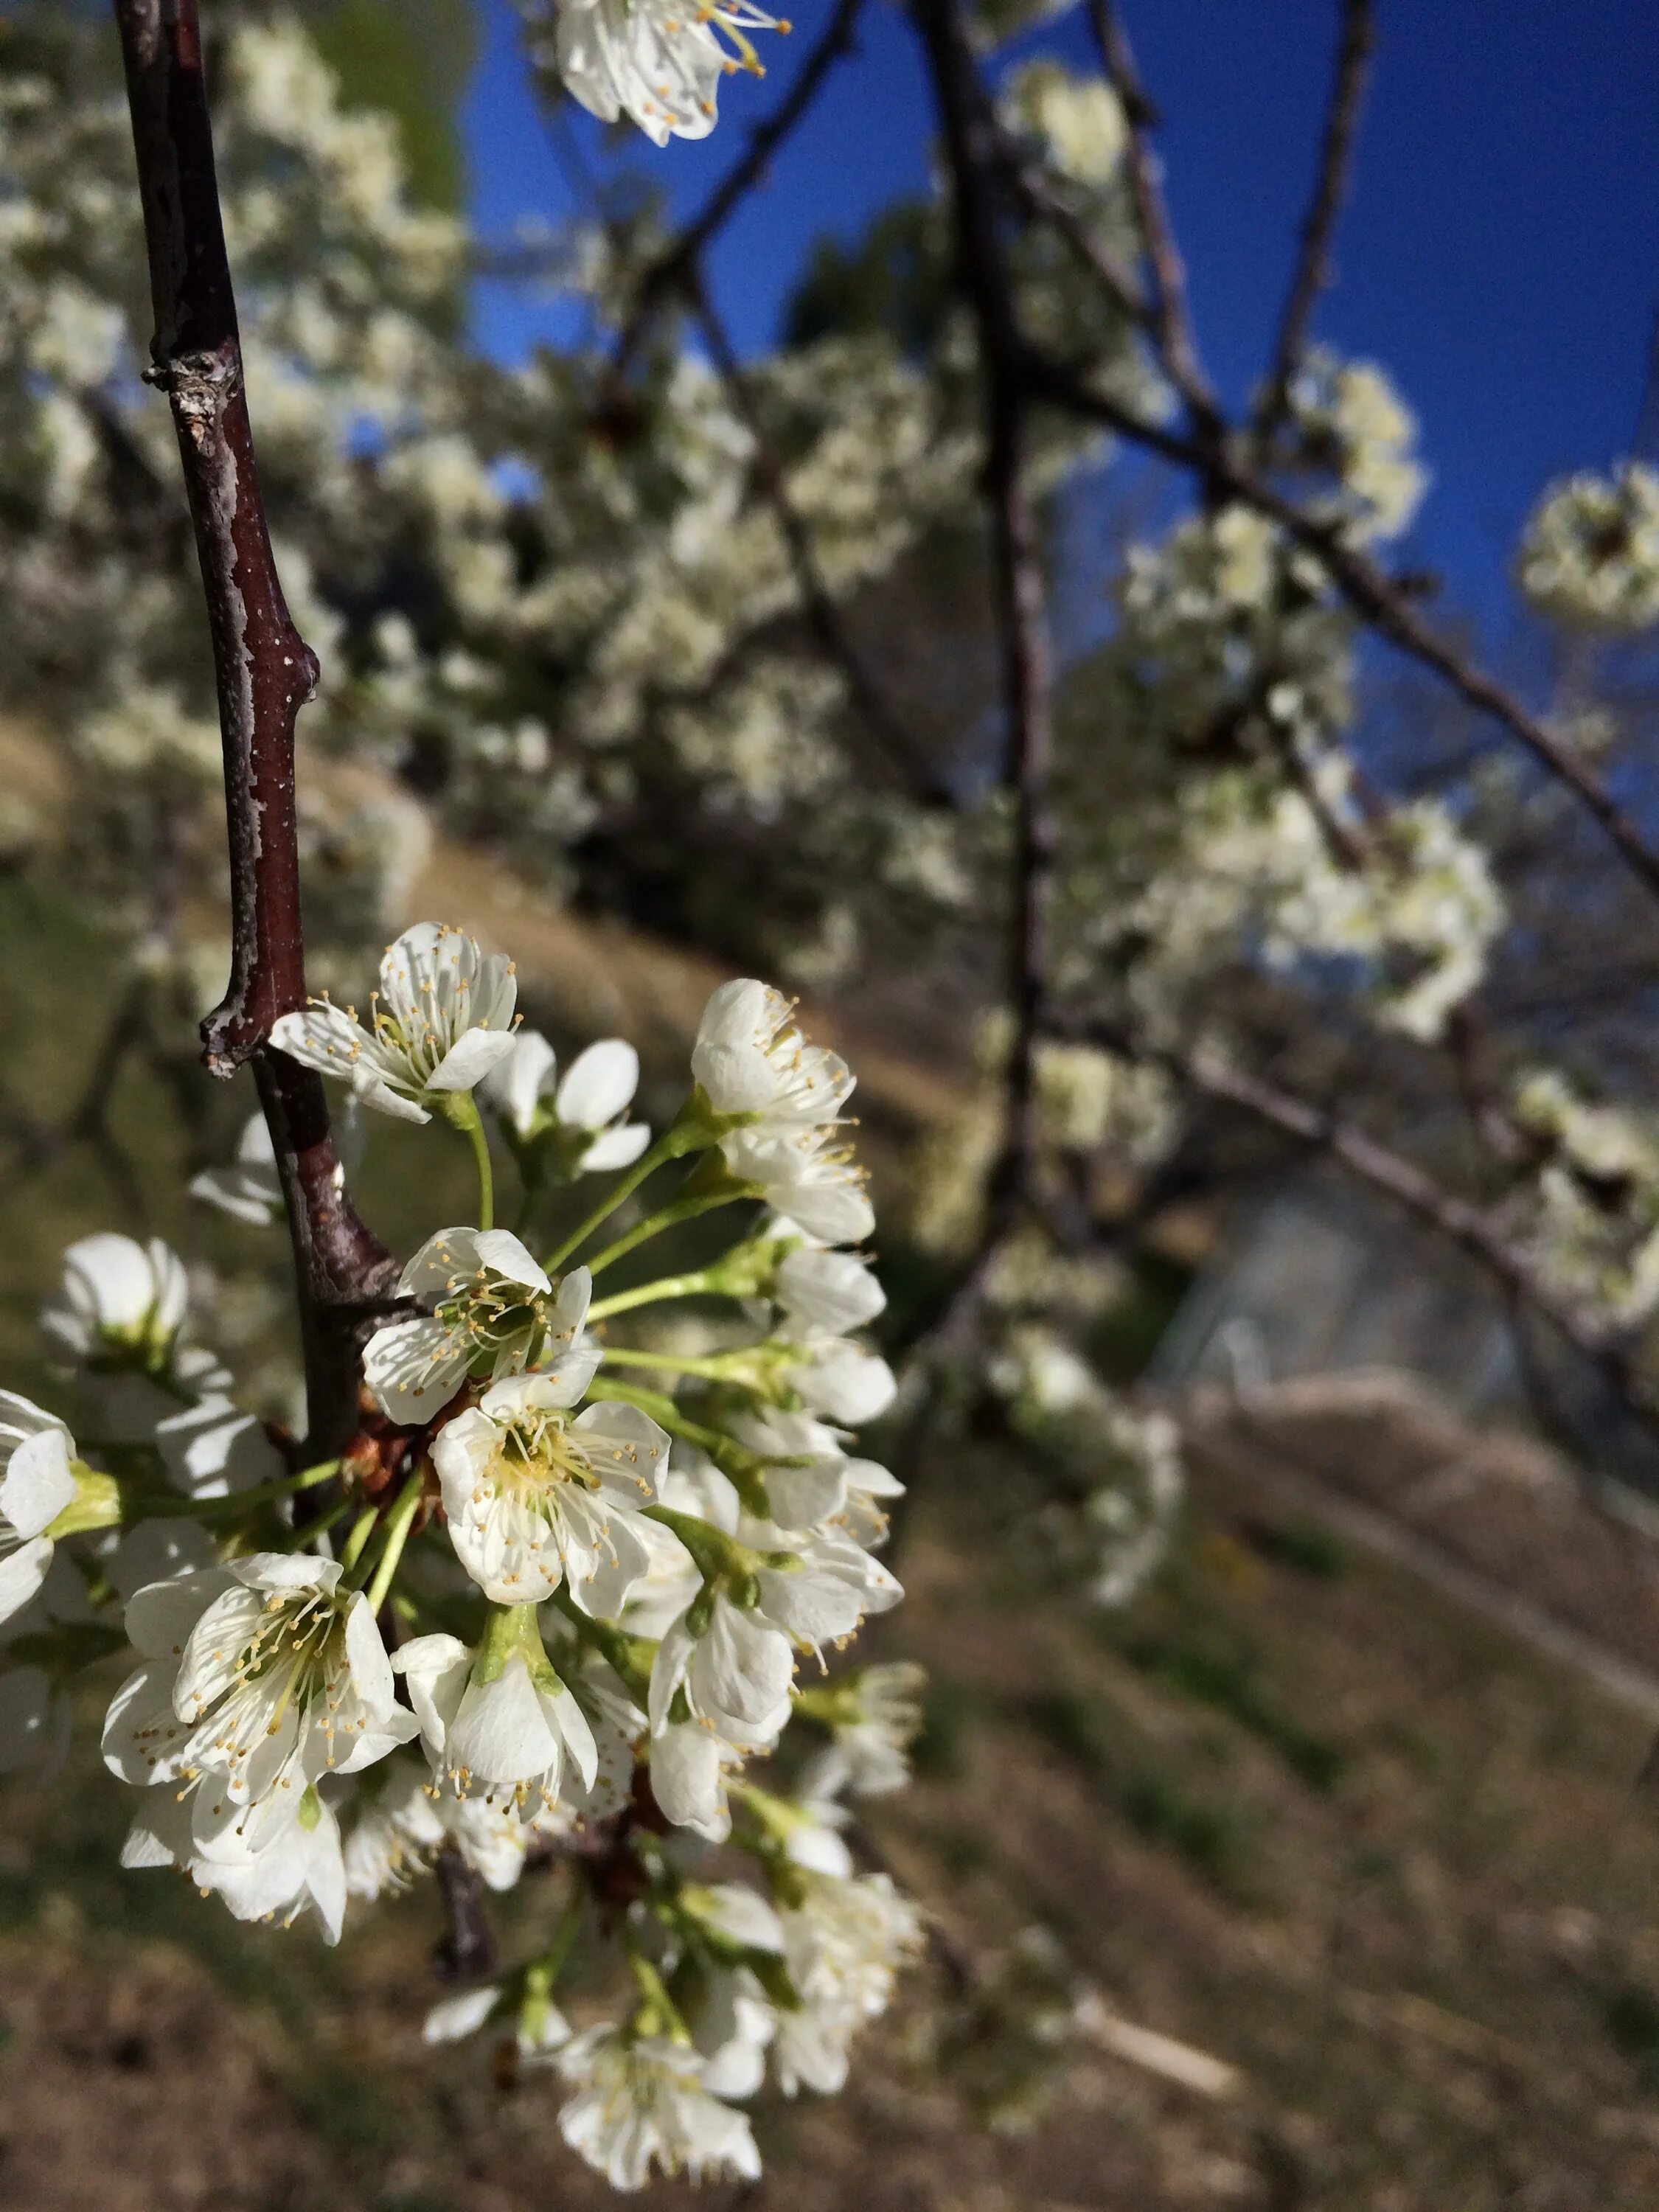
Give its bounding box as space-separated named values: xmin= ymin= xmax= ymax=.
xmin=1082 ymin=0 xmax=1222 ymax=447
xmin=612 ymin=0 xmax=869 ymax=375
xmin=984 ymin=113 xmax=1148 ymax=325
xmin=1021 ymin=352 xmax=1659 ymax=906
xmin=1253 ymin=0 xmax=1376 ymax=450
xmin=114 ymin=0 xmax=395 ymax=1458
xmin=1048 ymin=1010 xmax=1659 ymax=1429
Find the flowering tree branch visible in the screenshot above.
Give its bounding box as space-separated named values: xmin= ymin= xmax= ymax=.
xmin=1252 ymin=0 xmax=1377 ymax=450
xmin=1020 ymin=355 xmax=1659 ymax=906
xmin=1046 ymin=1010 xmax=1659 ymax=1429
xmin=1083 ymin=0 xmax=1223 ymax=450
xmin=114 ymin=0 xmax=395 ymax=1456
xmin=612 ymin=0 xmax=869 ymax=375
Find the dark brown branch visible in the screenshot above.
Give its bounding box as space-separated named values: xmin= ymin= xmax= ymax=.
xmin=914 ymin=0 xmax=1058 ymax=1225
xmin=612 ymin=0 xmax=868 ymax=375
xmin=688 ymin=279 xmax=956 ymax=811
xmin=114 ymin=0 xmax=394 ymax=1458
xmin=1022 ymin=352 xmax=1659 ymax=907
xmin=1048 ymin=1011 xmax=1659 ymax=1429
xmin=1252 ymin=0 xmax=1376 ymax=449
xmin=1082 ymin=0 xmax=1222 ymax=447
xmin=114 ymin=0 xmax=310 ymax=1073
xmin=985 ymin=114 xmax=1148 ymax=326
xmin=431 ymin=1846 xmax=499 ymax=1984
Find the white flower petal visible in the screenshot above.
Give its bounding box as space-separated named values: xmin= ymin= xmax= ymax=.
xmin=555 ymin=1039 xmax=639 ymax=1131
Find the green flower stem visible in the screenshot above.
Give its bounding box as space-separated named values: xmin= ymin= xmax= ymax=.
xmin=541 ymin=1090 xmax=755 ymax=1275
xmin=585 ymin=1189 xmax=747 ymax=1279
xmin=548 ymin=1588 xmax=655 ymax=1702
xmin=626 ymin=1949 xmax=692 ymax=2046
xmin=540 ymin=1125 xmax=682 ymax=1276
xmin=597 ymin=1346 xmax=740 ymax=1383
xmin=642 ymin=1502 xmax=760 ymax=1582
xmin=362 ymin=1472 xmax=425 ymax=1612
xmin=585 ymin=1380 xmax=729 ymax=1458
xmin=585 ymin=1270 xmax=712 ymax=1322
xmin=439 ymin=1093 xmax=495 ymax=1231
xmin=96 ymin=1455 xmax=342 ymax=1532
xmin=585 ymin=1231 xmax=793 ymax=1320
xmin=282 ymin=1495 xmax=352 ymax=1551
xmin=536 ymin=1881 xmax=587 ymax=1987
xmin=339 ymin=1504 xmax=380 ymax=1573
xmin=181 ymin=1456 xmax=341 ymax=1518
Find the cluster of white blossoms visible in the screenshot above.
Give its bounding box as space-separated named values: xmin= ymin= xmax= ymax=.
xmin=1516 ymin=463 xmax=1659 ymax=634
xmin=1116 ymin=760 xmax=1503 ymax=1046
xmin=1509 ymin=1071 xmax=1659 ymax=1331
xmin=1282 ymin=349 xmax=1428 ymax=546
xmin=0 ymin=924 xmax=920 ymax=2190
xmin=988 ymin=1326 xmax=1183 ymax=1610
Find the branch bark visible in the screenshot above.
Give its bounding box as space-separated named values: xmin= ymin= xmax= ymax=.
xmin=114 ymin=0 xmax=394 ymax=1458
xmin=612 ymin=0 xmax=868 ymax=375
xmin=914 ymin=0 xmax=1058 ymax=1227
xmin=1083 ymin=0 xmax=1222 ymax=448
xmin=1252 ymin=0 xmax=1376 ymax=449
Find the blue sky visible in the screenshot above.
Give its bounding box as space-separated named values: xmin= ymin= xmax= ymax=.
xmin=465 ymin=0 xmax=1659 ymax=627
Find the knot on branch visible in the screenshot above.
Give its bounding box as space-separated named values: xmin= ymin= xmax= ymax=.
xmin=143 ymin=339 xmax=242 ymax=415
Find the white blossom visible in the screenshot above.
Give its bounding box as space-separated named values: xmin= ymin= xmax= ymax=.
xmin=0 ymin=1392 xmax=79 ymax=1630
xmin=779 ymin=1338 xmax=897 ymax=1426
xmin=650 ymin=1712 xmax=753 ymax=1841
xmin=1518 ymin=462 xmax=1659 ymax=633
xmin=548 ymin=0 xmax=786 ymax=150
xmin=394 ymin=1624 xmax=599 ymax=1815
xmin=807 ymin=1661 xmax=928 ymax=1798
xmin=554 ymin=2025 xmax=760 ymax=2189
xmin=271 ymin=922 xmax=518 ymax=1124
xmin=772 ymin=1865 xmax=923 ymax=2096
xmin=363 ymin=1231 xmax=597 ymax=1426
xmin=41 ymin=1234 xmax=188 ymax=1366
xmin=692 ymin=979 xmax=854 ymax=1131
xmin=482 ymin=1031 xmax=651 ymax=1171
xmin=434 ymin=1380 xmax=668 ymax=1610
xmin=773 ymin=1245 xmax=886 ymax=1335
xmin=121 ymin=1771 xmax=349 ymax=1943
xmin=189 ymin=1114 xmax=283 ymax=1227
xmin=103 ymin=1557 xmax=417 ymax=1832
xmin=722 ymin=1126 xmax=874 ymax=1245
xmin=1001 ymin=60 xmax=1127 ymax=187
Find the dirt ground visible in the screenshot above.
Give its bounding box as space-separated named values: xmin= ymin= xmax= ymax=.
xmin=3 ymin=1392 xmax=1659 ymax=2212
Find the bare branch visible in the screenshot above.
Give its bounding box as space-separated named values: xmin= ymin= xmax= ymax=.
xmin=431 ymin=1847 xmax=499 ymax=1984
xmin=114 ymin=0 xmax=311 ymax=1074
xmin=612 ymin=0 xmax=868 ymax=374
xmin=1082 ymin=0 xmax=1222 ymax=445
xmin=984 ymin=114 xmax=1148 ymax=325
xmin=1253 ymin=0 xmax=1377 ymax=448
xmin=689 ymin=279 xmax=958 ymax=810
xmin=1048 ymin=1011 xmax=1659 ymax=1430
xmin=114 ymin=0 xmax=394 ymax=1457
xmin=914 ymin=0 xmax=1058 ymax=1226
